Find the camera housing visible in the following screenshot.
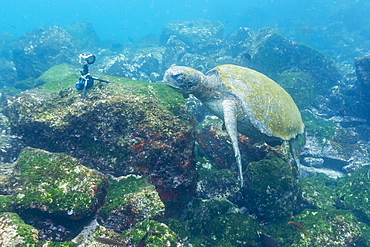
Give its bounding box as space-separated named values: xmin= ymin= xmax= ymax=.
xmin=79 ymin=52 xmax=96 ymax=65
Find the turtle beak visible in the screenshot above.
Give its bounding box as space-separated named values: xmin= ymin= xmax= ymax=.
xmin=163 ymin=71 xmax=184 ymax=91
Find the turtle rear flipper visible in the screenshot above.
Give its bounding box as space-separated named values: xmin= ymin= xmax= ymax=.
xmin=222 ymin=99 xmax=244 ymax=187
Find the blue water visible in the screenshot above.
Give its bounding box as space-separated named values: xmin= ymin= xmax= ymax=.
xmin=2 ymin=0 xmax=369 ymax=47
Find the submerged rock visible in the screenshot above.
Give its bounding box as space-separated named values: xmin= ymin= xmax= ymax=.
xmin=264 ymin=208 xmax=368 ymax=246
xmin=5 ymin=63 xmax=197 ymax=208
xmin=227 ymin=27 xmax=255 ymax=58
xmin=12 ymin=26 xmax=76 ymax=80
xmin=290 ymin=209 xmax=364 ymax=246
xmin=337 ymin=166 xmax=370 ymax=222
xmin=299 ymin=174 xmax=337 ymax=210
xmin=105 ymin=52 xmax=161 ymax=82
xmin=65 ymin=21 xmax=100 ymax=51
xmin=196 ymin=117 xmax=284 ymax=171
xmin=354 ymin=54 xmax=370 ymax=121
xmin=98 ymin=175 xmax=165 ymax=232
xmin=300 ymin=110 xmax=369 ymax=174
xmin=11 ymin=147 xmax=108 ymax=219
xmin=122 ymin=220 xmax=182 ymax=246
xmin=246 ymin=157 xmax=302 ymax=220
xmin=160 ymin=19 xmax=225 ymax=56
xmin=0 ymin=212 xmax=39 ymax=246
xmin=249 ymin=28 xmax=342 ymax=106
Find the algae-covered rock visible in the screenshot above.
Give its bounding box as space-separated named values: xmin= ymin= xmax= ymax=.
xmin=72 ymin=218 xmax=125 ymax=246
xmin=196 ymin=117 xmax=284 ymax=170
xmin=289 ymin=209 xmax=363 ymax=247
xmin=210 ymin=213 xmax=260 ymax=247
xmin=99 ymin=175 xmax=165 ymax=232
xmin=182 ymin=198 xmax=237 ymax=239
xmin=0 ymin=195 xmax=13 ymax=213
xmin=195 ymin=167 xmax=239 ymax=200
xmin=299 ymin=174 xmax=337 ymax=210
xmin=250 ymin=28 xmax=342 ymax=99
xmin=122 ymin=220 xmax=182 ymax=247
xmin=11 ymin=147 xmax=107 ymax=219
xmin=261 ymin=208 xmax=366 ymax=246
xmin=246 ymin=157 xmax=302 ymax=220
xmin=337 ymin=166 xmax=370 ymax=222
xmin=5 ymin=63 xmax=197 ymax=208
xmin=0 ymin=212 xmax=39 ymax=246
xmin=277 ymin=71 xmax=316 ymax=109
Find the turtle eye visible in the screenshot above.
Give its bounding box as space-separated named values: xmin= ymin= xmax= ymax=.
xmin=172 ymin=73 xmax=185 ymax=80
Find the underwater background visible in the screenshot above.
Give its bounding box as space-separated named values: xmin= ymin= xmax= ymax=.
xmin=1 ymin=0 xmax=370 ymax=246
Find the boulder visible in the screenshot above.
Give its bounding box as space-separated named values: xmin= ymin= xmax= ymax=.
xmin=337 ymin=166 xmax=370 ymax=222
xmin=0 ymin=212 xmax=39 ymax=246
xmin=246 ymin=157 xmax=302 ymax=220
xmin=196 ymin=117 xmax=287 ymax=170
xmin=5 ymin=64 xmax=197 ymax=208
xmin=12 ymin=26 xmax=76 ymax=80
xmin=121 ymin=220 xmax=183 ymax=246
xmin=11 ymin=147 xmax=108 ymax=219
xmin=249 ymin=28 xmax=342 ymax=106
xmin=227 ymin=27 xmax=255 ymax=58
xmin=105 ymin=52 xmax=161 ymax=82
xmin=162 ymin=35 xmax=190 ymax=70
xmin=160 ymin=19 xmax=227 ymax=56
xmin=98 ymin=175 xmax=165 ymax=232
xmin=354 ymin=54 xmax=370 ymax=120
xmin=65 ymin=21 xmax=100 ymax=51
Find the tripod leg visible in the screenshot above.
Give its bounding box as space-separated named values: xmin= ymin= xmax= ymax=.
xmin=81 ymin=80 xmax=88 ymax=99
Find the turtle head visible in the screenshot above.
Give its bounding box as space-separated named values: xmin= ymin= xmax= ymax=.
xmin=164 ymin=66 xmax=204 ymax=95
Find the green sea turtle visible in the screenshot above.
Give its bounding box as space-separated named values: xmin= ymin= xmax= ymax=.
xmin=164 ymin=64 xmax=304 ymax=187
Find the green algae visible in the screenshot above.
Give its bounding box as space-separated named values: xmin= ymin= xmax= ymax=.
xmin=32 ymin=64 xmax=186 ymax=117
xmin=44 ymin=241 xmax=78 ymax=247
xmin=337 ymin=166 xmax=370 ymax=222
xmin=246 ymin=157 xmax=301 ymax=220
xmin=0 ymin=195 xmax=13 ymax=213
xmin=122 ymin=220 xmax=180 ymax=246
xmin=299 ymin=174 xmax=337 ymax=210
xmin=290 ymin=209 xmax=362 ymax=246
xmin=162 ymin=218 xmax=190 ymax=242
xmin=0 ymin=212 xmax=39 ymax=246
xmin=186 ymin=198 xmax=237 ymax=237
xmin=98 ymin=175 xmax=148 ymax=219
xmin=260 ymin=208 xmax=366 ymax=246
xmin=210 ymin=213 xmax=260 ymax=246
xmin=12 ymin=147 xmax=107 ymax=218
xmin=301 ymin=110 xmax=336 ymax=143
xmin=6 ymin=64 xmax=194 ymax=179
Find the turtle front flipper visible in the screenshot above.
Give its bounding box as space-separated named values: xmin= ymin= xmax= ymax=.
xmin=222 ymin=99 xmax=244 ymax=187
xmin=289 ymin=135 xmax=304 ymax=178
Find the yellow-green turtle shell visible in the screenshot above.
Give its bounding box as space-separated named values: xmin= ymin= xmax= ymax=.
xmin=214 ymin=64 xmax=304 ymax=140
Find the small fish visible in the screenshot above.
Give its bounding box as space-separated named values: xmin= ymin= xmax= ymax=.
xmin=287 ymin=221 xmax=308 ymax=238
xmin=242 ymin=52 xmax=252 ymax=60
xmin=94 ymin=237 xmax=126 ymax=246
xmin=257 ymin=232 xmax=280 ymax=247
xmin=367 ymin=167 xmax=370 ymax=179
xmin=330 ymin=141 xmax=342 ymax=150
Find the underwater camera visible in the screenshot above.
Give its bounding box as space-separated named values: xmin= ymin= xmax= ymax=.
xmin=78 ymin=52 xmax=96 ymax=65
xmin=75 ymin=52 xmax=110 ymax=99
